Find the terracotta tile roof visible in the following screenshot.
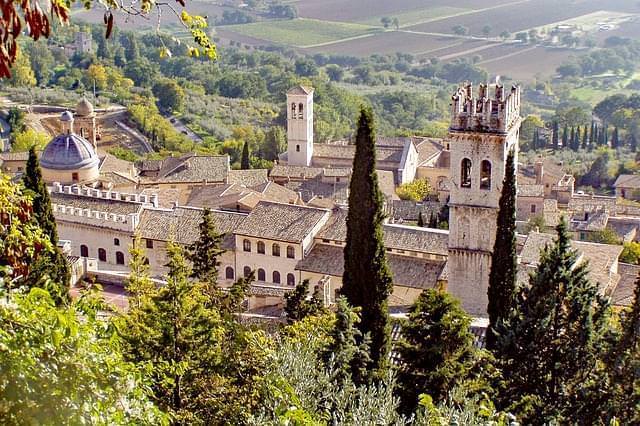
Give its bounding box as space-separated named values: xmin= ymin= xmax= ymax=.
xmin=283 ymin=180 xmax=349 ymax=203
xmin=137 ymin=206 xmax=245 ymax=247
xmin=415 ymin=138 xmax=444 ymax=165
xmin=287 ymin=85 xmax=313 ymax=95
xmin=228 ymin=169 xmax=269 ymax=186
xmin=156 ymin=155 xmax=229 ymax=183
xmin=252 ymin=181 xmax=299 ymax=204
xmin=99 ymin=171 xmax=138 ymax=187
xmin=317 ymin=210 xmax=449 ymax=255
xmin=270 ymin=165 xmax=323 ymax=180
xmin=391 ymin=200 xmax=441 ymax=221
xmin=614 ymin=174 xmax=640 ymax=189
xmin=611 ymin=263 xmax=640 ymax=307
xmin=51 ymin=192 xmax=142 ymax=215
xmin=296 ymin=243 xmax=445 ymax=289
xmin=313 ymin=143 xmax=404 ymax=163
xmin=570 ymin=210 xmax=609 ymax=232
xmin=139 ymin=188 xmax=182 ymax=209
xmin=518 ymin=184 xmax=544 ymax=197
xmin=322 ymin=168 xmax=351 ymax=177
xmin=235 ymin=201 xmax=329 ymax=243
xmin=99 ymin=154 xmax=135 ymax=174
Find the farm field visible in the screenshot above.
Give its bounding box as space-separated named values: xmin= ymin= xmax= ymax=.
xmin=479 ymin=46 xmax=574 ymax=80
xmin=356 ymin=6 xmax=470 ymax=27
xmin=224 ymin=18 xmax=380 ymax=48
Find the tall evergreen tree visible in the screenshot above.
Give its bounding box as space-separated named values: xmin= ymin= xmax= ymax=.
xmin=581 ymin=125 xmax=589 ymax=150
xmin=561 ymin=125 xmax=568 ymax=149
xmin=552 ymin=121 xmax=559 ymax=150
xmin=125 ymin=235 xmax=156 ymax=310
xmin=341 ymin=106 xmax=394 ymax=380
xmin=569 ymin=127 xmax=575 ymax=151
xmin=417 ymin=211 xmax=425 ymax=227
xmin=486 ymin=150 xmax=518 ymax=351
xmin=611 ymin=127 xmax=619 ymax=149
xmin=241 ymin=141 xmax=250 ymax=170
xmin=22 ymin=146 xmax=70 ymax=302
xmin=189 ymin=208 xmax=225 ymax=299
xmin=497 ymin=219 xmax=610 ymax=423
xmin=630 ymin=133 xmax=638 ymax=152
xmin=396 ymin=289 xmax=477 ymax=414
xmin=428 ymin=211 xmax=438 ymax=228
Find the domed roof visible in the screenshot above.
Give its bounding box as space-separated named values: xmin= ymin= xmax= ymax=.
xmin=40 ymin=133 xmax=99 ymax=171
xmin=75 ymin=97 xmax=94 ymax=116
xmin=60 ymin=110 xmax=74 ymax=122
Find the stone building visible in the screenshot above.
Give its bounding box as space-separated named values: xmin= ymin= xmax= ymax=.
xmin=446 ymin=81 xmax=522 ymax=316
xmin=614 ymin=174 xmax=640 ymax=201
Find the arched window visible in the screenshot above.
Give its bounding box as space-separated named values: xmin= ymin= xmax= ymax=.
xmin=225 ymin=267 xmax=234 ymax=280
xmin=114 ymin=238 xmax=120 ymax=246
xmin=80 ymin=245 xmax=89 ymax=257
xmin=298 ymin=103 xmax=304 ymax=119
xmin=143 ymin=257 xmax=150 ymax=265
xmin=116 ymin=251 xmax=125 ymax=265
xmin=286 ymin=245 xmax=295 ymax=259
xmin=257 ymin=241 xmax=265 ymax=254
xmin=243 ymin=239 xmax=251 ymax=252
xmin=480 ymin=160 xmax=491 ymax=190
xmin=296 ymin=144 xmax=300 ymax=152
xmin=98 ymin=248 xmax=107 ymax=262
xmin=287 ymin=273 xmax=295 ymax=286
xmin=257 ymin=268 xmax=266 ymax=281
xmin=272 ymin=271 xmax=281 ymax=284
xmin=461 ymin=158 xmax=472 ymax=188
xmin=243 ymin=266 xmax=251 ymax=278
xmin=272 ymin=243 xmax=280 ymax=257
xmin=291 ymin=103 xmax=296 ymax=118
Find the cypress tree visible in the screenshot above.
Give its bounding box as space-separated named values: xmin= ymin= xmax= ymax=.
xmin=486 ymin=150 xmax=517 ymax=351
xmin=611 ymin=127 xmax=619 ymax=149
xmin=581 ymin=125 xmax=588 ymax=150
xmin=417 ymin=211 xmax=425 ymax=227
xmin=552 ymin=121 xmax=559 ymax=150
xmin=497 ymin=219 xmax=610 ymax=423
xmin=240 ymin=141 xmax=250 ymax=170
xmin=341 ymin=106 xmax=394 ymax=380
xmin=22 ymin=146 xmax=70 ymax=302
xmin=531 ymin=128 xmax=538 ymax=150
xmin=428 ymin=211 xmax=438 ymax=228
xmin=189 ymin=208 xmax=225 ymax=300
xmin=561 ymin=125 xmax=568 ymax=149
xmin=572 ymin=126 xmax=581 ymax=151
xmin=569 ymin=127 xmax=575 ymax=151
xmin=630 ymin=133 xmax=638 ymax=152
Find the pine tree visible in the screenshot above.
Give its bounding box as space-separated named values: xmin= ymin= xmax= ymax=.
xmin=497 ymin=219 xmax=610 ymax=423
xmin=486 ymin=150 xmax=517 ymax=351
xmin=189 ymin=208 xmax=225 ymax=300
xmin=119 ymin=242 xmax=224 ymax=421
xmin=341 ymin=106 xmax=394 ymax=380
xmin=417 ymin=211 xmax=425 ymax=227
xmin=241 ymin=141 xmax=250 ymax=170
xmin=397 ymin=289 xmax=476 ymax=413
xmin=22 ymin=146 xmax=70 ymax=302
xmin=284 ymin=279 xmax=325 ymax=323
xmin=552 ymin=121 xmax=559 ymax=150
xmin=561 ymin=125 xmax=568 ymax=149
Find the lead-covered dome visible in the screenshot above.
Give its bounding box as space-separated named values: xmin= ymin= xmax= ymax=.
xmin=76 ymin=97 xmax=94 ymax=117
xmin=40 ymin=133 xmax=99 ymax=170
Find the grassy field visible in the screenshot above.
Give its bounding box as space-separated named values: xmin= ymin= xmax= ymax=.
xmin=356 ymin=6 xmax=469 ymax=27
xmin=225 ymin=18 xmax=380 ymax=48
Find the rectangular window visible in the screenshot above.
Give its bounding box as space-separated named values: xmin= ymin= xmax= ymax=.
xmin=72 ymin=172 xmax=79 ymax=182
xmin=146 ymin=239 xmax=154 ymax=249
xmin=531 ymin=204 xmax=536 ymax=213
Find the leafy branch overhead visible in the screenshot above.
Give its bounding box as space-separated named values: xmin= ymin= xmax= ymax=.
xmin=0 ymin=0 xmax=216 ymax=78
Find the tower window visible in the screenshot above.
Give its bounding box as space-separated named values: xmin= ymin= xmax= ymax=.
xmin=460 ymin=158 xmax=472 ymax=188
xmin=72 ymin=172 xmax=79 ymax=182
xmin=296 ymin=144 xmax=300 ymax=152
xmin=291 ymin=103 xmax=296 ymax=118
xmin=531 ymin=204 xmax=536 ymax=213
xmin=480 ymin=160 xmax=491 ymax=190
xmin=298 ymin=103 xmax=304 ymax=119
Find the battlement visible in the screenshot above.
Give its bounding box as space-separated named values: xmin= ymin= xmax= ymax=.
xmin=50 ymin=182 xmax=159 ymax=208
xmin=450 ymin=81 xmax=521 ymax=134
xmin=51 ymin=202 xmax=139 ymax=232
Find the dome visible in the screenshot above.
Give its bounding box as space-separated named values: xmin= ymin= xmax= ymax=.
xmin=40 ymin=133 xmax=99 ymax=171
xmin=75 ymin=97 xmax=94 ymax=116
xmin=60 ymin=110 xmax=74 ymax=122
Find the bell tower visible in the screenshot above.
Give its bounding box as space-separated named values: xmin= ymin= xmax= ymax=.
xmin=446 ymin=81 xmax=521 ymax=316
xmin=286 ymin=85 xmax=314 ymax=166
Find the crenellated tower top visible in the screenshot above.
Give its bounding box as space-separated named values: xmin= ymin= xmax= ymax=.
xmin=450 ymin=80 xmax=521 ymax=134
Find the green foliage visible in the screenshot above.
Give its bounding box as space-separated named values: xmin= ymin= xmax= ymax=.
xmin=0 ymin=287 xmax=167 ymax=424
xmin=620 ymin=241 xmax=640 ymax=265
xmin=284 ymin=279 xmax=325 ymax=323
xmin=107 ymin=146 xmax=141 ymax=162
xmin=487 ymin=150 xmax=517 ymax=351
xmin=6 ymin=107 xmax=25 ymax=138
xmin=342 ymin=106 xmax=393 ymax=380
xmin=188 ymin=208 xmax=225 ymax=299
xmin=128 ymin=100 xmax=194 ymax=154
xmin=125 ymin=235 xmax=156 ymax=311
xmin=10 ymin=128 xmax=49 ymax=152
xmin=396 ymin=289 xmax=479 ymax=413
xmin=152 ymin=78 xmax=185 ymax=113
xmin=241 ymin=140 xmax=251 ymax=170
xmin=586 ymin=227 xmax=622 ymax=245
xmin=497 ymin=219 xmax=611 ymax=423
xmin=396 ymin=178 xmax=432 ymax=201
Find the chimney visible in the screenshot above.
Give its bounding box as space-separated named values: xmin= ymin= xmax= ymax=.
xmin=534 ymin=161 xmax=544 ymax=185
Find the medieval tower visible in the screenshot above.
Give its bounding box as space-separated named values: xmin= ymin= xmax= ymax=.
xmin=286 ymin=85 xmax=314 ymax=167
xmin=447 ymin=81 xmax=521 ymax=316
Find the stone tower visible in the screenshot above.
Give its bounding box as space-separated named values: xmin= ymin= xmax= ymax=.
xmin=446 ymin=81 xmax=521 ymax=316
xmin=286 ymin=85 xmax=314 ymax=166
xmin=74 ymin=97 xmax=97 ymax=151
